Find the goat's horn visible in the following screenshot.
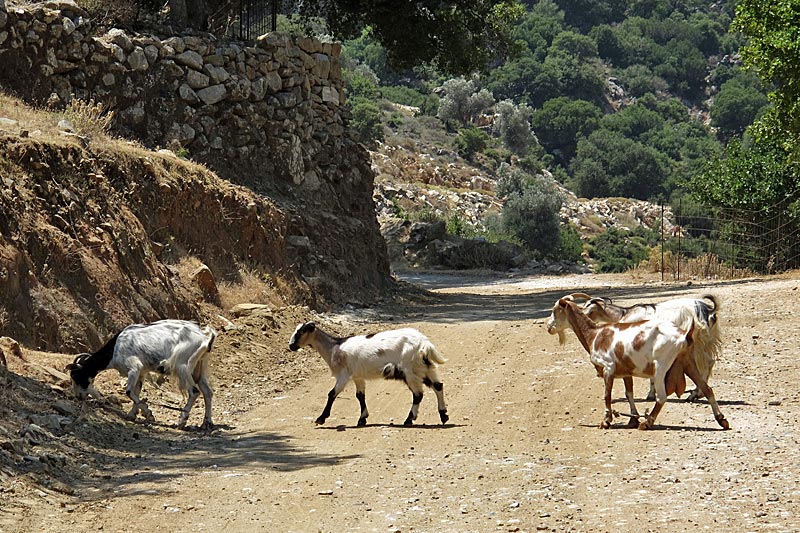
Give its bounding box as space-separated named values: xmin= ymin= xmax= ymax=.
xmin=567 ymin=292 xmax=593 ymax=301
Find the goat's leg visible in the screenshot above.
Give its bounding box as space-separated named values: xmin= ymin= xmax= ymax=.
xmin=623 ymin=377 xmax=640 ymax=428
xmin=196 ymin=375 xmax=214 ymax=430
xmin=354 ymin=378 xmax=369 ymax=427
xmin=686 ymin=351 xmax=714 ymax=402
xmin=316 ymin=373 xmax=349 ymax=425
xmin=177 ymin=385 xmax=201 ymax=429
xmin=424 ymin=370 xmax=449 ymax=424
xmin=682 ymin=356 xmax=729 ymax=429
xmin=125 ymin=371 xmax=154 ymax=422
xmin=601 ymin=374 xmax=614 ymax=429
xmin=640 ymin=364 xmax=668 ymax=429
xmin=646 ymin=378 xmax=656 ymax=401
xmin=404 ymin=388 xmax=424 ymax=426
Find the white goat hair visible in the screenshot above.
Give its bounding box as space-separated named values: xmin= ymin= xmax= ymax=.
xmin=289 ymin=321 xmax=449 ymax=426
xmin=567 ymin=293 xmax=720 ymax=401
xmin=67 ymin=319 xmax=217 ymax=429
xmin=546 ymin=296 xmax=729 ymax=430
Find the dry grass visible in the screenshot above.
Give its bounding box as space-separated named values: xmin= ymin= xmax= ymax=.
xmin=218 ymin=265 xmax=281 ymax=310
xmin=636 ymin=249 xmax=757 ymax=280
xmin=62 ymin=98 xmax=115 ymax=138
xmin=173 ymin=256 xmax=281 ymax=311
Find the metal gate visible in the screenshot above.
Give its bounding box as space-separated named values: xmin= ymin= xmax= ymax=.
xmin=208 ymin=0 xmax=284 ymax=40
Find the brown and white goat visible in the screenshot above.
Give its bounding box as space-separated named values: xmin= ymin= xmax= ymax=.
xmin=546 ymin=297 xmax=729 ymax=430
xmin=566 ymin=293 xmax=720 ymax=402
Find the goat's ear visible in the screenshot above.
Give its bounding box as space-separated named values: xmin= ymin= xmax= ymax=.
xmin=557 ymin=298 xmax=569 ymax=307
xmin=306 ymin=321 xmax=316 ymax=331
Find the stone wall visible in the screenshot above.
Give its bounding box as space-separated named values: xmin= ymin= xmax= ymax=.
xmin=0 ymin=0 xmax=391 ymax=306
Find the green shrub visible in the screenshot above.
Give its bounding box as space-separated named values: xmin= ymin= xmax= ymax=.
xmin=589 ymin=226 xmax=656 ymax=272
xmin=455 ymin=127 xmax=490 ymax=160
xmin=553 ymin=224 xmax=584 ymax=262
xmin=349 ymin=97 xmax=384 ymax=146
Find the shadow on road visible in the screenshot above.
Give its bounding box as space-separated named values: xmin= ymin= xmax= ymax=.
xmin=386 ymin=272 xmax=763 ymax=323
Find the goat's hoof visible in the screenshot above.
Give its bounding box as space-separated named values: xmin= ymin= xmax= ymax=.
xmin=357 ymin=418 xmax=367 ymax=427
xmin=600 ymin=420 xmax=611 ymax=429
xmin=403 ymin=418 xmax=414 ymax=426
xmin=626 ymin=417 xmax=640 ymax=429
xmin=716 ymin=415 xmax=730 ymax=430
xmin=439 ymin=410 xmax=449 ymax=424
xmin=638 ymin=417 xmax=654 ymax=430
xmin=314 ymin=416 xmax=326 ymax=425
xmin=200 ymin=421 xmax=215 ymax=431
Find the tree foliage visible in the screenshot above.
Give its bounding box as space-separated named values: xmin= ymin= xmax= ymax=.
xmin=437 ymin=78 xmax=495 ymax=126
xmin=733 ymin=0 xmax=800 ymax=157
xmin=496 ymin=165 xmax=563 ymax=255
xmin=493 ymin=100 xmax=537 ymax=156
xmin=300 ymin=1 xmax=525 ymax=75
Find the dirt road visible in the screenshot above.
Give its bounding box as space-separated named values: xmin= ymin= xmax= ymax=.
xmin=9 ymin=272 xmax=800 ymax=532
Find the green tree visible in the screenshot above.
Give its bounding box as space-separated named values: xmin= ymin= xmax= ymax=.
xmin=710 ymin=77 xmax=769 ymax=138
xmin=733 ymin=0 xmax=800 ymax=157
xmin=496 ymin=165 xmax=564 ymax=256
xmin=532 ymin=97 xmax=602 ymax=164
xmin=437 ymin=78 xmax=495 ymax=126
xmin=494 ymin=100 xmax=537 ymax=156
xmin=305 ymin=1 xmax=525 ymax=75
xmin=571 ymin=130 xmax=667 ymax=199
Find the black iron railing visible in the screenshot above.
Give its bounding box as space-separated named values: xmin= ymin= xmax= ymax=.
xmin=208 ymin=0 xmax=283 ymax=40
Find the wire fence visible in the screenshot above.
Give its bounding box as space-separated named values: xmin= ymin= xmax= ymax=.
xmin=654 ymin=197 xmax=800 ymax=280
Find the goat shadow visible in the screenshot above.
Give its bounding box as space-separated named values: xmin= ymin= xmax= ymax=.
xmin=577 ymin=422 xmax=726 ymax=432
xmin=318 ymin=422 xmax=466 ymax=431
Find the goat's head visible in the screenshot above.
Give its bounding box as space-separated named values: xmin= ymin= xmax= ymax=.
xmin=546 ymin=297 xmax=575 ymax=345
xmin=289 ymin=321 xmax=316 ymax=351
xmin=581 ymin=297 xmax=622 ymax=323
xmin=66 ymin=353 xmax=95 ymax=399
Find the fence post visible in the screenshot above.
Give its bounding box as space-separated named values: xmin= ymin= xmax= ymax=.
xmin=661 ymin=203 xmax=664 ymax=282
xmin=677 ymin=197 xmax=682 ymax=281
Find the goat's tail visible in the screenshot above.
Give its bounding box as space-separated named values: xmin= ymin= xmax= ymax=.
xmin=419 ymin=339 xmax=447 ymax=366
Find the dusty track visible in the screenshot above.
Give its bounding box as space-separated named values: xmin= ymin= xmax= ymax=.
xmin=7 ymin=272 xmax=800 ymax=532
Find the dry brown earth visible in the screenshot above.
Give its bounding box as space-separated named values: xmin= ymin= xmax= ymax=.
xmin=2 ymin=271 xmax=800 ymax=533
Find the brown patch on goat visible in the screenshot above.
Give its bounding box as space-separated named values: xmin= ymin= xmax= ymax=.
xmin=595 ymin=329 xmax=614 ymax=352
xmin=632 ymin=331 xmax=647 ymax=351
xmin=665 ymin=357 xmax=687 ymax=397
xmin=613 ymin=346 xmax=638 ymax=376
xmin=643 ymin=361 xmax=655 ymax=376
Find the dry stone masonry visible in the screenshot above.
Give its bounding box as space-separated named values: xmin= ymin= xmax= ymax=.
xmin=0 ymin=0 xmax=391 ymax=306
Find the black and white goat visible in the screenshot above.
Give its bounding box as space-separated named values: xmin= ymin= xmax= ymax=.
xmin=567 ymin=293 xmax=721 ymax=401
xmin=289 ymin=322 xmax=449 ymax=427
xmin=67 ymin=319 xmax=217 ymax=429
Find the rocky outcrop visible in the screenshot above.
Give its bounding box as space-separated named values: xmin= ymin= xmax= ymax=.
xmin=0 ymin=1 xmax=390 ymax=308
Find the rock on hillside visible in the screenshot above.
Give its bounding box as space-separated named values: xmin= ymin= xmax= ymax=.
xmin=370 ymin=139 xmax=676 ymax=269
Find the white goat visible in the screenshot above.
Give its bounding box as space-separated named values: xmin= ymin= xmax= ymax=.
xmin=67 ymin=319 xmax=217 ymax=429
xmin=567 ymin=293 xmax=721 ymax=401
xmin=289 ymin=321 xmax=449 ymax=426
xmin=547 ymin=296 xmax=729 ymax=430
